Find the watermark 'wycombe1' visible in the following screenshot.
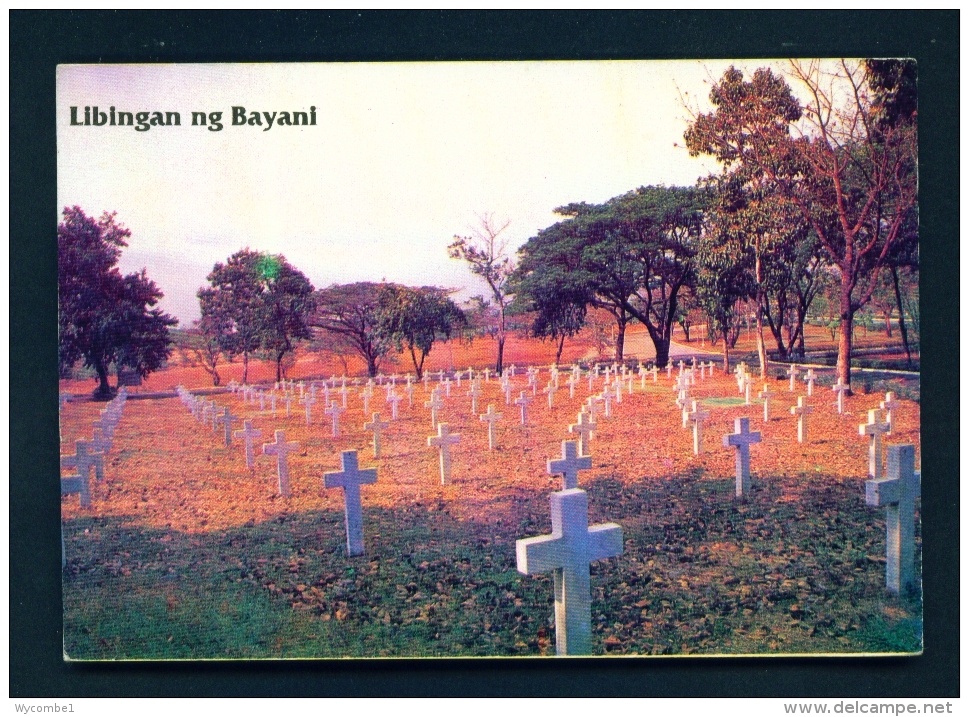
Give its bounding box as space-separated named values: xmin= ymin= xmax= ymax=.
xmin=69 ymin=106 xmax=317 ymax=132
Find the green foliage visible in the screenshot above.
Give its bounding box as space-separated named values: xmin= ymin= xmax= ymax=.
xmin=313 ymin=282 xmax=396 ymax=377
xmin=517 ymin=185 xmax=705 ymax=366
xmin=174 ymin=320 xmax=226 ymax=386
xmin=199 ymin=249 xmax=315 ymax=383
xmin=58 ymin=206 xmax=177 ymax=397
xmin=378 ymin=285 xmax=466 ymax=378
xmin=64 ymin=471 xmax=921 ymax=658
xmin=684 ymin=61 xmax=918 ymax=389
xmin=449 ymin=213 xmax=516 ymax=374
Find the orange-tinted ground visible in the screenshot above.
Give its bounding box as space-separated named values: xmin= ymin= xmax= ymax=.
xmin=61 ymin=327 xmax=920 ymax=658
xmin=60 ymin=366 xmax=920 ymax=536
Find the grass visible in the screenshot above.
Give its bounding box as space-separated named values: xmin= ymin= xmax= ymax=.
xmin=64 ymin=468 xmax=921 ymax=659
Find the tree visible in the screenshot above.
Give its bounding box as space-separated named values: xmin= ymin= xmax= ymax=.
xmin=313 ymin=282 xmax=395 ymax=377
xmin=699 ymin=171 xmax=824 ymax=369
xmin=511 ymin=257 xmax=590 ymax=365
xmin=175 ymin=317 xmax=228 ymax=386
xmin=449 ymin=213 xmax=516 ymax=375
xmin=379 ymin=285 xmax=466 ymax=379
xmin=198 ymin=249 xmax=266 ymax=384
xmin=198 ymin=249 xmax=315 ymax=383
xmin=518 ymin=185 xmax=705 ymax=366
xmin=685 ymin=62 xmax=918 ymax=390
xmin=58 ymin=207 xmax=177 ymax=398
xmin=693 ymin=203 xmax=755 ymax=371
xmin=257 ymin=255 xmax=316 ymax=382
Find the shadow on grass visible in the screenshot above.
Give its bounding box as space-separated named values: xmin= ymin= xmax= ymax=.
xmin=63 ymin=469 xmax=921 ymax=660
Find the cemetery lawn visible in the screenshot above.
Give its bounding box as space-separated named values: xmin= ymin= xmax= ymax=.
xmin=61 ymin=370 xmax=921 ymax=659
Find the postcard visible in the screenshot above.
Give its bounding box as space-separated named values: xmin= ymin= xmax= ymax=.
xmin=57 ymin=60 xmax=920 ymax=659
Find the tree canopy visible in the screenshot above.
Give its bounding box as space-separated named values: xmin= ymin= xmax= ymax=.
xmin=516 ymin=185 xmax=706 ymax=366
xmin=198 ymin=249 xmax=315 ymax=383
xmin=378 ymin=285 xmax=466 ymax=379
xmin=685 ymin=61 xmax=918 ymax=389
xmin=449 ymin=213 xmax=516 ymax=375
xmin=313 ymin=282 xmax=396 ymax=377
xmin=58 ymin=206 xmax=177 ymax=397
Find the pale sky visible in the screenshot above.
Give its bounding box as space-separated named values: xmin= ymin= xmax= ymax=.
xmin=57 ymin=60 xmax=789 ymax=325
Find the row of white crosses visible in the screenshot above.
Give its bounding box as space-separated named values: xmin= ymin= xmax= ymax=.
xmin=512 ymin=360 xmax=684 ymax=655
xmin=61 ymin=388 xmax=127 ymax=509
xmin=515 ymin=438 xmax=623 ymax=656
xmin=61 ymin=388 xmax=127 ymax=567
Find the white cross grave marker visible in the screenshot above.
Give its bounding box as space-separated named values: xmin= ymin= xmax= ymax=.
xmin=803 ymin=368 xmax=817 ymax=396
xmin=216 ymin=406 xmax=239 ymax=447
xmin=567 ymin=373 xmax=578 ymax=399
xmin=600 ymin=386 xmax=615 ymax=418
xmin=758 ymin=384 xmax=777 ymax=422
xmin=515 ymin=391 xmax=533 ymax=425
xmin=859 ymin=409 xmax=891 ymax=480
xmin=865 ymin=444 xmax=920 ymax=594
xmin=323 ymin=450 xmax=378 ymax=557
xmin=568 ymin=411 xmax=596 ymax=456
xmin=363 ymin=412 xmax=390 ymax=458
xmin=325 ymin=401 xmax=346 ymax=437
xmin=61 ymin=440 xmax=104 ymax=507
xmin=543 ymin=382 xmax=558 ymax=409
xmin=263 ymin=430 xmax=300 ymax=497
xmin=427 ymin=422 xmax=461 ymax=484
xmin=723 ymin=417 xmax=762 ymax=497
xmin=467 ymin=382 xmax=482 ymax=413
xmin=233 ymin=420 xmax=263 ymax=469
xmin=479 ymin=404 xmax=502 ymax=450
xmin=786 ymin=364 xmax=799 ymax=392
xmin=880 ymin=392 xmax=901 ymax=434
xmin=424 ymin=389 xmax=444 ymax=429
xmin=387 ymin=391 xmax=402 ymax=420
xmin=548 ymin=440 xmax=592 ymax=490
xmin=300 ymin=394 xmax=316 ymax=426
xmin=687 ymin=400 xmax=711 ymax=455
xmin=516 ymin=488 xmax=623 ymax=656
xmin=832 ymin=380 xmax=849 ymax=415
xmin=791 ymin=396 xmax=814 ymax=443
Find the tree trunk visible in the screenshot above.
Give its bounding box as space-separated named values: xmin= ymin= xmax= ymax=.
xmin=654 ymin=338 xmax=671 ymax=369
xmin=722 ymin=334 xmax=730 ymax=372
xmin=410 ymin=345 xmax=423 ymax=379
xmin=891 ymin=265 xmax=913 ymax=367
xmin=882 ymin=311 xmax=893 ymax=337
xmin=837 ymin=288 xmax=855 ymax=393
xmin=495 ymin=335 xmax=505 ymax=376
xmin=764 ymin=297 xmax=789 ymax=362
xmin=555 ymin=334 xmax=565 ymax=365
xmin=242 ymin=352 xmax=249 ymax=384
xmin=94 ymin=361 xmax=112 ymax=399
xmin=276 ymin=353 xmax=283 ymax=383
xmin=212 ymin=369 xmax=221 ymax=387
xmin=615 ymin=316 xmax=626 ymax=362
xmin=754 ymin=245 xmax=768 ymax=378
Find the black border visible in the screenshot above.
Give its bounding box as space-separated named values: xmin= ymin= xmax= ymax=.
xmin=11 ymin=10 xmax=958 ymax=697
